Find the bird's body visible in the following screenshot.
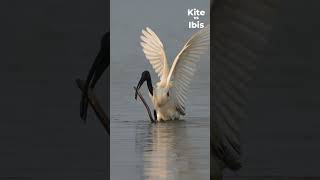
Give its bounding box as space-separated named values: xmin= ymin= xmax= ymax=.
xmin=135 ymin=25 xmax=210 ymax=122
xmin=150 ymin=86 xmax=180 ymax=121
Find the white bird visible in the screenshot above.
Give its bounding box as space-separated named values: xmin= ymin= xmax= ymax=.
xmin=135 ymin=25 xmax=210 ymax=121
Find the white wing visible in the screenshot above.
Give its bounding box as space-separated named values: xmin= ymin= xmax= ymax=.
xmin=140 ymin=27 xmax=169 ymax=83
xmin=167 ymin=25 xmax=210 ymax=113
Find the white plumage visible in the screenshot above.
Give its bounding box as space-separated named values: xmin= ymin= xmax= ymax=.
xmin=140 ymin=25 xmax=210 ymax=121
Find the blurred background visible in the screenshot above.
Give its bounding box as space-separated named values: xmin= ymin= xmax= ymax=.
xmin=1 ymin=0 xmax=320 ymax=179
xmin=222 ymin=0 xmax=320 ymax=179
xmin=0 ymin=0 xmax=108 ymax=179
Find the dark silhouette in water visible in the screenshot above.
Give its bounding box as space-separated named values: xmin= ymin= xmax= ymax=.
xmin=76 ymin=32 xmax=110 ymax=134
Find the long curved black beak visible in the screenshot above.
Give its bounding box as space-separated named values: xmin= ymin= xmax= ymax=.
xmin=134 ymin=86 xmax=155 ymax=123
xmin=135 ymin=70 xmax=153 ymax=100
xmin=134 ymin=70 xmax=156 ymax=123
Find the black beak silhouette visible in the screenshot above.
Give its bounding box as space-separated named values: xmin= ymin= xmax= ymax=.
xmin=134 ymin=70 xmax=156 ymax=123
xmin=134 ymin=86 xmax=155 ymax=123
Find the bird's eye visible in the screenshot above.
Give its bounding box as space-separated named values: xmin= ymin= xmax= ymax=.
xmin=167 ymin=92 xmax=169 ymax=96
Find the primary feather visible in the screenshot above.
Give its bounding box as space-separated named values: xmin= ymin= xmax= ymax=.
xmin=140 ymin=27 xmax=169 ymax=85
xmin=167 ymin=25 xmax=210 ymax=113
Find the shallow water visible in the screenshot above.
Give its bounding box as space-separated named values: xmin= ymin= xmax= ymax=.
xmin=111 ymin=118 xmax=209 ymax=180
xmin=110 ymin=60 xmax=210 ymax=179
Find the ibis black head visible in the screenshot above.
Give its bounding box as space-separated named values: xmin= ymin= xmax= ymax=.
xmin=135 ymin=70 xmax=153 ymax=99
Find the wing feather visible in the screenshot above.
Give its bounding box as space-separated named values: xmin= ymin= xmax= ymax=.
xmin=167 ymin=25 xmax=210 ymax=113
xmin=211 ymin=0 xmax=280 ymax=171
xmin=140 ymin=27 xmax=169 ymax=82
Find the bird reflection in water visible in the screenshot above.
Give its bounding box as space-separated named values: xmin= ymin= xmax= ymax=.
xmin=135 ymin=121 xmax=204 ymax=180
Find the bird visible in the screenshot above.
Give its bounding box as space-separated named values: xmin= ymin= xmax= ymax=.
xmin=134 ymin=25 xmax=210 ymax=121
xmin=211 ymin=0 xmax=280 ymax=179
xmin=76 ymin=32 xmax=110 ymax=134
xmin=80 ymin=32 xmax=109 ymax=122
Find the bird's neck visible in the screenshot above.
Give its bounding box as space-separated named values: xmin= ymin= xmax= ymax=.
xmin=157 ymin=80 xmax=173 ymax=89
xmin=157 ymin=81 xmax=166 ymax=88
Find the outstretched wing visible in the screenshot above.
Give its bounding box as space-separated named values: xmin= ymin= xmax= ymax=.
xmin=167 ymin=25 xmax=210 ymax=113
xmin=211 ymin=0 xmax=279 ymax=171
xmin=140 ymin=27 xmax=169 ymax=82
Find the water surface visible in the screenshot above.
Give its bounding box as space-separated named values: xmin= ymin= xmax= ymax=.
xmin=110 ymin=61 xmax=210 ymax=180
xmin=110 ymin=0 xmax=210 ymax=179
